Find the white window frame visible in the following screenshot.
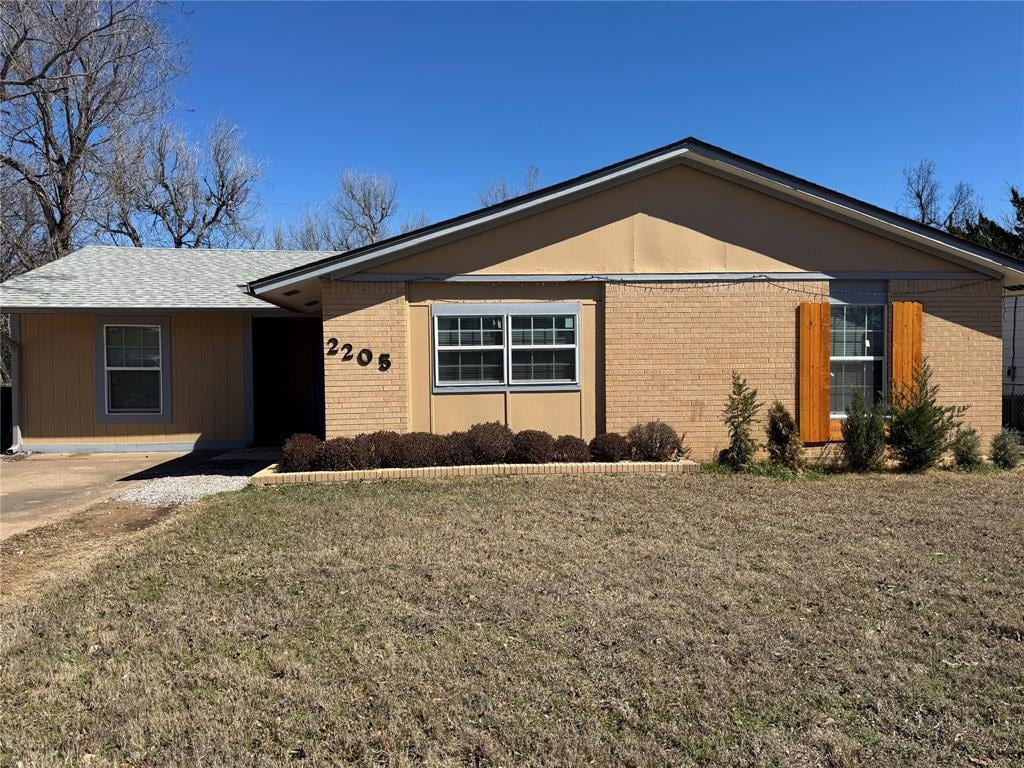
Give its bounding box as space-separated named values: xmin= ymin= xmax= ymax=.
xmin=828 ymin=303 xmax=887 ymax=419
xmin=431 ymin=302 xmax=581 ymax=393
xmin=433 ymin=314 xmax=507 ymax=387
xmin=95 ymin=316 xmax=172 ymax=423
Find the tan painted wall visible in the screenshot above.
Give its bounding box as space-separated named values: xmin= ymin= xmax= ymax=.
xmin=321 ymin=280 xmax=409 ymax=436
xmin=368 ymin=164 xmax=970 ymax=277
xmin=890 ymin=279 xmax=1003 ymax=447
xmin=407 ymin=282 xmax=602 ymax=439
xmin=19 ymin=312 xmax=246 ymax=445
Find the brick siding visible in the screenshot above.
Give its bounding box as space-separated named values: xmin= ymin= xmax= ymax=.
xmin=604 ymin=281 xmax=827 ymax=461
xmin=890 ymin=278 xmax=1003 ymax=447
xmin=321 ymin=280 xmax=409 ymax=436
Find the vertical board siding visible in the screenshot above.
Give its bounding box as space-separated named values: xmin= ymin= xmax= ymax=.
xmin=20 ymin=312 xmax=247 ymax=445
xmin=798 ymin=302 xmax=831 ymax=443
xmin=890 ymin=301 xmax=923 ymax=394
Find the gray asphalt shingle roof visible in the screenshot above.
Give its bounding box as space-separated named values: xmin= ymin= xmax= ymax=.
xmin=0 ymin=246 xmax=336 ymax=310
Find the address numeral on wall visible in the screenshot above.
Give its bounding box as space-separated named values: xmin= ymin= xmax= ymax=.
xmin=325 ymin=338 xmax=391 ymax=372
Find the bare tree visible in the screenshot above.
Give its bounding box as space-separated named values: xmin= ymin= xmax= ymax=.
xmin=477 ymin=164 xmax=540 ymax=207
xmin=276 ymin=171 xmax=406 ymax=251
xmin=901 ymin=160 xmax=941 ymax=226
xmin=1 ymin=0 xmax=180 ymax=274
xmin=95 ymin=120 xmax=263 ymax=248
xmin=944 ymin=181 xmax=980 ymax=232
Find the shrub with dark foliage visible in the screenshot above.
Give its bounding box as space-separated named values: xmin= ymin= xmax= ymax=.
xmin=889 ymin=361 xmax=966 ymax=471
xmin=467 ymin=421 xmax=513 ymax=464
xmin=553 ymin=434 xmax=591 ymax=462
xmin=354 ymin=430 xmax=402 ymax=469
xmin=319 ymin=437 xmax=359 ymax=471
xmin=281 ymin=433 xmax=324 ymax=472
xmin=444 ymin=431 xmax=476 ymax=466
xmin=396 ymin=432 xmax=449 ymax=468
xmin=840 ymin=390 xmax=886 ymax=472
xmin=951 ymin=427 xmax=983 ymax=470
xmin=508 ymin=430 xmax=555 ymax=464
xmin=627 ymin=420 xmax=683 ymax=461
xmin=991 ymin=428 xmax=1022 ymax=470
xmin=719 ymin=372 xmax=761 ymax=469
xmin=765 ymin=401 xmax=803 ymax=471
xmin=588 ymin=432 xmax=630 ymax=462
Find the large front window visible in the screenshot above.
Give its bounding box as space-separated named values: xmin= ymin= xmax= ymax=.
xmin=433 ymin=306 xmax=579 ymax=389
xmin=104 ymin=324 xmax=162 ymax=413
xmin=830 ymin=304 xmax=884 ymax=416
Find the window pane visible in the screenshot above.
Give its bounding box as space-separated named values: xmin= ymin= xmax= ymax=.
xmin=437 ymin=350 xmax=504 ymax=383
xmin=108 ymin=370 xmax=160 ymax=413
xmin=830 ymin=359 xmax=883 ymax=414
xmin=510 ymin=349 xmax=576 ymax=382
xmin=436 ymin=316 xmax=502 ymax=347
xmin=105 ymin=325 xmax=160 ymax=368
xmin=510 ymin=315 xmax=576 ymax=347
xmin=830 ymin=305 xmax=883 ymax=358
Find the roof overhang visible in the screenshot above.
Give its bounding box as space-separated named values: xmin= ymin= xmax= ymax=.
xmin=244 ymin=138 xmax=1024 ymax=308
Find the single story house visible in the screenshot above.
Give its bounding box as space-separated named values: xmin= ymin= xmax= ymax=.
xmin=3 ymin=138 xmax=1023 ymax=460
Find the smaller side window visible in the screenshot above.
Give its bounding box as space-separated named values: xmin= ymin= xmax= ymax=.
xmin=96 ymin=317 xmax=171 ymax=423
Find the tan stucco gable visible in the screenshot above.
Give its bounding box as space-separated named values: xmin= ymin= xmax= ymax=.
xmin=367 ymin=164 xmax=973 ymax=277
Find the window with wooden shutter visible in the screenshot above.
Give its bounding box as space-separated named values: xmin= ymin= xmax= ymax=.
xmin=890 ymin=301 xmax=923 ymax=394
xmin=799 ymin=302 xmax=831 ymax=442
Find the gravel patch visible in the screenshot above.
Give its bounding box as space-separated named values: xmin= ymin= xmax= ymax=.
xmin=117 ymin=474 xmax=250 ymax=508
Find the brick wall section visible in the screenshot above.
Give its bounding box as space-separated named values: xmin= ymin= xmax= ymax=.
xmin=321 ymin=280 xmax=409 ymax=436
xmin=890 ymin=278 xmax=1003 ymax=447
xmin=604 ymin=281 xmax=827 ymax=461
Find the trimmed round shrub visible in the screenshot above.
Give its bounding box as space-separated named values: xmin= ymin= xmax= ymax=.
xmin=991 ymin=428 xmax=1022 ymax=470
xmin=467 ymin=421 xmax=513 ymax=464
xmin=589 ymin=432 xmax=630 ymax=462
xmin=319 ymin=436 xmax=359 ymax=471
xmin=281 ymin=433 xmax=323 ymax=472
xmin=396 ymin=432 xmax=449 ymax=468
xmin=627 ymin=420 xmax=683 ymax=461
xmin=951 ymin=427 xmax=983 ymax=470
xmin=445 ymin=431 xmax=476 ymax=466
xmin=355 ymin=430 xmax=402 ymax=469
xmin=508 ymin=430 xmax=555 ymax=464
xmin=553 ymin=434 xmax=590 ymax=463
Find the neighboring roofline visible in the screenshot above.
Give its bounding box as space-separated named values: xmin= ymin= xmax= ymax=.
xmin=246 ymin=137 xmax=1024 ymax=295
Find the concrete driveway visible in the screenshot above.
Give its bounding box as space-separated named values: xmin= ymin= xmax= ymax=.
xmin=0 ymin=452 xmax=189 ymax=540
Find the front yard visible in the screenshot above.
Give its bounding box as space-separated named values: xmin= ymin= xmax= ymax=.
xmin=1 ymin=473 xmax=1022 ymax=766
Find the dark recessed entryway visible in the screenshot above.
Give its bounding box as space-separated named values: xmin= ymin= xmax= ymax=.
xmin=252 ymin=317 xmax=325 ymax=445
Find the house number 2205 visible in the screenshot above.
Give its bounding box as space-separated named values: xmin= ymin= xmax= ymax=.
xmin=325 ymin=338 xmax=391 ymax=371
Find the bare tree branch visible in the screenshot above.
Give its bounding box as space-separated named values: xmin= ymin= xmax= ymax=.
xmin=900 ymin=159 xmax=941 ymax=226
xmin=477 ymin=164 xmax=540 ymax=206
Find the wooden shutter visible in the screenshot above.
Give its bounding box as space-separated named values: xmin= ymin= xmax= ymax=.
xmin=799 ymin=302 xmax=831 ymax=443
xmin=890 ymin=301 xmax=923 ymax=394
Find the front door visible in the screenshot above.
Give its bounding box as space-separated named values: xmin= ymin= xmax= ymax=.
xmin=252 ymin=317 xmax=325 ymax=445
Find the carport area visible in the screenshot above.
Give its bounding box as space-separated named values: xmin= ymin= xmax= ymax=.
xmin=0 ymin=452 xmax=190 ymax=539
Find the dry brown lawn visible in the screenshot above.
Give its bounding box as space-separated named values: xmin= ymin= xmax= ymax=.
xmin=1 ymin=472 xmax=1022 ymax=767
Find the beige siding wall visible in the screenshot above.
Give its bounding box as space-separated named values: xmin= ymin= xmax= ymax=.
xmin=19 ymin=312 xmax=247 ymax=446
xmin=368 ymin=164 xmax=969 ymax=277
xmin=321 ymin=280 xmax=409 ymax=436
xmin=604 ymin=281 xmax=826 ymax=460
xmin=891 ymin=279 xmax=1003 ymax=446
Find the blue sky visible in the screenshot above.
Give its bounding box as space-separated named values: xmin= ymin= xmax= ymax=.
xmin=169 ymin=1 xmax=1024 ymax=235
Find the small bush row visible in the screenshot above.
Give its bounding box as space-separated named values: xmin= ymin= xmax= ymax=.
xmin=281 ymin=420 xmax=688 ymax=472
xmin=715 ymin=361 xmax=1022 ymax=475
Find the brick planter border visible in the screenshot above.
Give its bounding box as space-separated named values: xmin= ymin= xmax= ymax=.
xmin=251 ymin=460 xmax=698 ymax=486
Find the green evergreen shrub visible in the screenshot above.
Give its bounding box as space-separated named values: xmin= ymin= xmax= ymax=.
xmin=719 ymin=371 xmax=761 ymax=469
xmin=466 ymin=421 xmax=513 ymax=464
xmin=627 ymin=421 xmax=684 ymax=461
xmin=840 ymin=390 xmax=886 ymax=472
xmin=765 ymin=401 xmax=803 ymax=471
xmin=553 ymin=434 xmax=591 ymax=462
xmin=888 ymin=361 xmax=967 ymax=471
xmin=280 ymin=433 xmax=324 ymax=472
xmin=991 ymin=428 xmax=1022 ymax=469
xmin=951 ymin=427 xmax=983 ymax=470
xmin=508 ymin=430 xmax=555 ymax=464
xmin=589 ymin=433 xmax=630 ymax=462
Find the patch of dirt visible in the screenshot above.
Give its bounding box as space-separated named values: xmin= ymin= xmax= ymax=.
xmin=0 ymin=500 xmax=178 ymax=606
